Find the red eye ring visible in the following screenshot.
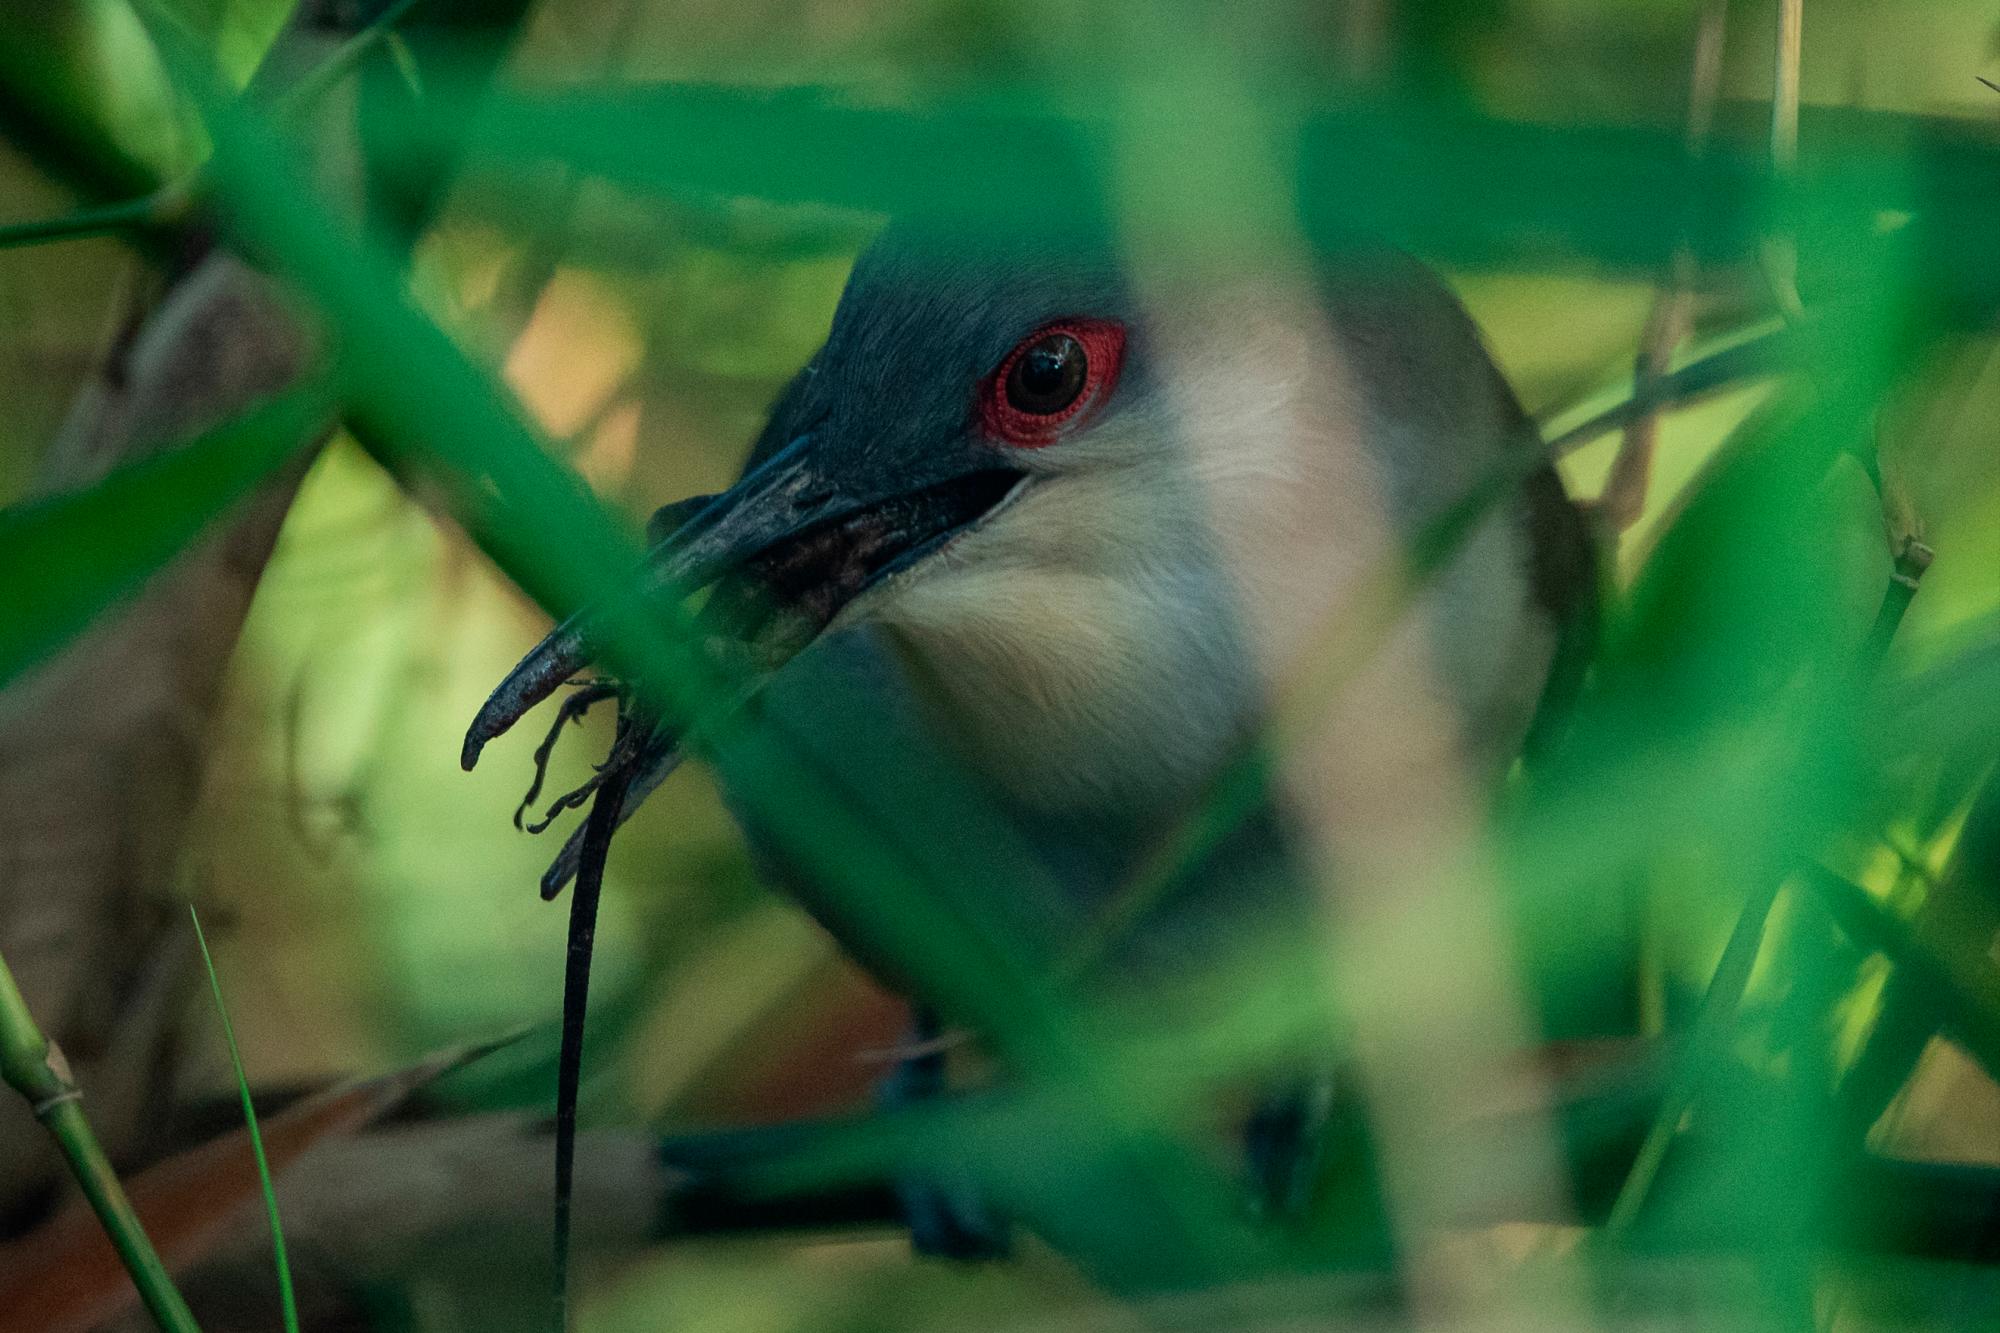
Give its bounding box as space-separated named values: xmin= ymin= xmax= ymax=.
xmin=980 ymin=319 xmax=1125 ymax=448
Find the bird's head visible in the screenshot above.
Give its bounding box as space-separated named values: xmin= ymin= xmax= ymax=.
xmin=467 ymin=226 xmax=1574 ymax=829
xmin=666 ymin=232 xmax=1174 ymax=640
xmin=466 ymin=229 xmax=1265 ymax=807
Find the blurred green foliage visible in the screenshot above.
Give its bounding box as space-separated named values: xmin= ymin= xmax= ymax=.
xmin=6 ymin=1 xmax=2000 ymax=1330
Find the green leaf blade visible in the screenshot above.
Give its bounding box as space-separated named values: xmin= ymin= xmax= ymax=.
xmin=0 ymin=387 xmax=326 ymax=694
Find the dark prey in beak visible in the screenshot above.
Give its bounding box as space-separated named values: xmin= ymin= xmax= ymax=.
xmin=461 ymin=432 xmax=1023 ymax=788
xmin=465 ymin=225 xmax=1127 ymax=863
xmin=456 ymin=440 xmax=1021 ymax=1323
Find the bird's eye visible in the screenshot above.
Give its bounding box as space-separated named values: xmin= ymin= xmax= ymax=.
xmin=981 ymin=319 xmax=1125 ymax=448
xmin=1007 ymin=334 xmax=1087 ymax=414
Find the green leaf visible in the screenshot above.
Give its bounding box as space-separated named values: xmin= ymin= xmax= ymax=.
xmin=410 ymin=85 xmax=2000 ymax=295
xmin=0 ymin=387 xmax=327 ymax=693
xmin=0 ymin=4 xmax=188 ymax=202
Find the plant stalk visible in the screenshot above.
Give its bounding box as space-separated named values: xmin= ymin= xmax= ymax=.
xmin=0 ymin=947 xmax=201 ymax=1333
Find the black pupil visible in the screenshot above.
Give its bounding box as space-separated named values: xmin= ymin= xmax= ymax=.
xmin=1006 ymin=334 xmax=1088 ymax=415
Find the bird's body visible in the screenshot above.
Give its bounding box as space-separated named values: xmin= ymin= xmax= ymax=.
xmin=466 ymin=223 xmax=1595 ymax=1256
xmin=830 ymin=240 xmax=1585 ymax=826
xmin=716 ymin=236 xmax=1591 ymax=969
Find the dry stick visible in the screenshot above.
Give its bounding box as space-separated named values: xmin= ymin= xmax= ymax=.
xmin=0 ymin=950 xmax=200 ymax=1333
xmin=1766 ymin=0 xmax=1807 ymax=321
xmin=1772 ymin=0 xmax=1803 ymax=175
xmin=1599 ymin=0 xmax=1729 ymax=534
xmin=1605 ymin=533 xmax=1933 ymax=1234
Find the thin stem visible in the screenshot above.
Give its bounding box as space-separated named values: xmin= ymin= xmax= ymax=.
xmin=270 ymin=0 xmax=426 ymax=118
xmin=1599 ymin=0 xmax=1728 ymax=533
xmin=1545 ymin=321 xmax=1796 ymax=458
xmin=1765 ymin=0 xmax=1806 ymax=320
xmin=0 ymin=948 xmax=201 ymax=1333
xmin=1805 ymin=864 xmax=2000 ymax=1080
xmin=1606 ymin=528 xmax=1931 ymax=1233
xmin=1604 ymin=875 xmax=1782 ymax=1233
xmin=1772 ymin=0 xmax=1803 ymax=173
xmin=1862 ymin=538 xmax=1936 ymax=665
xmin=0 ymin=195 xmax=173 ymax=251
xmin=190 ymin=906 xmax=298 ymax=1333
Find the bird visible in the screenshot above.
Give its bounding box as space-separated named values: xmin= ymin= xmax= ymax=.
xmin=463 ymin=219 xmax=1597 ymax=1275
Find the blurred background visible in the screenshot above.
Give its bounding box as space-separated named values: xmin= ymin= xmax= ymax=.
xmin=5 ymin=1 xmax=2000 ymax=1330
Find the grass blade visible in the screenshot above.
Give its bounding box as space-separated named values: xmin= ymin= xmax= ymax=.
xmin=187 ymin=906 xmax=297 ymax=1333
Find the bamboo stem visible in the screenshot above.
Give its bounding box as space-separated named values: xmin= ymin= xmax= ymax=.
xmin=0 ymin=948 xmax=200 ymax=1332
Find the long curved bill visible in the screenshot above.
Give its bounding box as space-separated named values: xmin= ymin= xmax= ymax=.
xmin=461 ymin=431 xmax=1024 ymax=772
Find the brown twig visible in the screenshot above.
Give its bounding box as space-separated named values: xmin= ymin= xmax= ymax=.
xmin=1765 ymin=0 xmax=1807 ymax=320
xmin=1596 ymin=0 xmax=1729 ymax=534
